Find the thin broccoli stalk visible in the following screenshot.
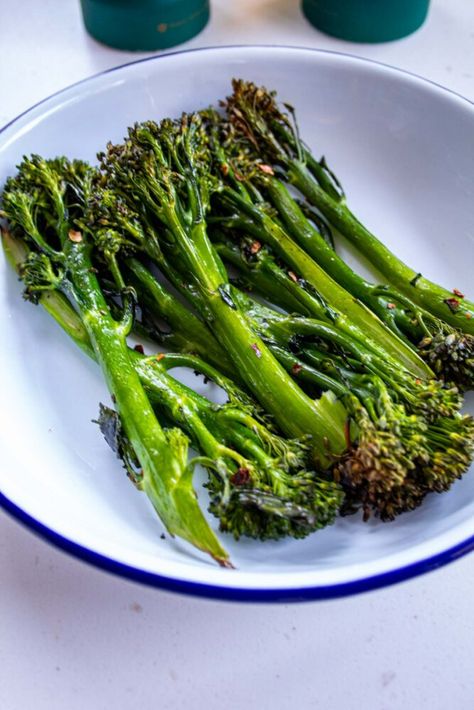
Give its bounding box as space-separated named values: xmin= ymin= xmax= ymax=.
xmin=262 ymin=170 xmax=474 ymax=388
xmin=4 ymin=229 xmax=343 ymax=540
xmin=265 ymin=177 xmax=419 ymax=333
xmin=217 ymin=235 xmax=473 ymax=389
xmin=214 ymin=236 xmax=341 ymax=318
xmin=216 ymin=230 xmax=466 ymax=419
xmin=214 ymin=188 xmax=431 ymax=376
xmin=206 ymin=132 xmax=433 ymax=380
xmin=226 ymin=79 xmax=474 ymax=335
xmin=215 ymin=239 xmax=309 ymax=315
xmin=290 ymin=161 xmax=474 ymax=332
xmin=215 ymin=178 xmax=474 ymax=388
xmin=124 ymin=256 xmax=236 ymax=378
xmin=1 ymin=158 xmax=231 ymax=566
xmin=236 ymin=288 xmax=461 ymax=418
xmin=98 ymin=116 xmax=350 ymax=466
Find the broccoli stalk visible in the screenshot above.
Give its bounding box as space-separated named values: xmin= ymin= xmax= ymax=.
xmin=1 ymin=157 xmax=230 ymax=566
xmin=205 ymin=115 xmax=433 ymax=380
xmin=230 ymin=289 xmax=474 ymax=519
xmin=3 ymin=228 xmax=343 ymax=541
xmin=262 ymin=177 xmax=474 ymax=388
xmin=97 ymin=116 xmax=349 ymax=466
xmin=225 ymin=79 xmax=474 ymax=348
xmin=213 ymin=216 xmax=466 ymax=413
xmin=207 ymin=167 xmax=466 ymax=420
xmin=124 ymin=256 xmax=235 ymax=379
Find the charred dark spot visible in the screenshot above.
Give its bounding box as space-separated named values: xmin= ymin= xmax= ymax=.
xmin=231 ymin=467 xmax=251 ymax=486
xmin=444 ymin=297 xmax=460 ymax=312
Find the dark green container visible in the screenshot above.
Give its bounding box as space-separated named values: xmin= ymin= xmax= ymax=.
xmin=302 ymin=0 xmax=430 ymax=43
xmin=80 ymin=0 xmax=210 ymax=51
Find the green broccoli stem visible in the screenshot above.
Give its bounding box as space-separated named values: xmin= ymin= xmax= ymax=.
xmin=265 ymin=177 xmax=418 ymax=339
xmin=216 ymin=232 xmax=474 ymax=390
xmin=192 ymin=279 xmax=347 ymax=465
xmin=64 ymin=244 xmax=230 ymax=565
xmin=268 ymin=344 xmax=348 ymax=398
xmin=217 ymin=186 xmax=432 ymax=378
xmin=287 ymin=158 xmax=474 ymax=334
xmin=215 ymin=240 xmax=309 ymax=315
xmin=2 ymin=229 xmax=94 ymax=357
xmin=2 ymin=228 xmax=230 ymax=566
xmin=135 ymin=223 xmax=348 ymax=463
xmin=125 ymin=257 xmax=235 ymax=378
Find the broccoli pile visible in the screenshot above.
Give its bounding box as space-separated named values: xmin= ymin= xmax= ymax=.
xmin=1 ymin=80 xmax=473 ymax=566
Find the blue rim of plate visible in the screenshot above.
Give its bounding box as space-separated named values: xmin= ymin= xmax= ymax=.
xmin=1 ymin=45 xmax=473 ymax=602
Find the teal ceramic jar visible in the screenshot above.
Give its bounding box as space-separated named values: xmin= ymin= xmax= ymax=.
xmin=302 ymin=0 xmax=430 ymax=43
xmin=80 ymin=0 xmax=210 ymax=51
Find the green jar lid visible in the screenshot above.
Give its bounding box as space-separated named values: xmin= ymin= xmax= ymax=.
xmin=302 ymin=0 xmax=430 ymax=43
xmin=80 ymin=0 xmax=210 ymax=51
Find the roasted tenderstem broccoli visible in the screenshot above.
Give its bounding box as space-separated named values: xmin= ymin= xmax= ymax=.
xmin=1 ymin=156 xmax=229 ymax=565
xmin=2 ymin=174 xmax=343 ymax=545
xmin=223 ymin=79 xmax=474 ymax=388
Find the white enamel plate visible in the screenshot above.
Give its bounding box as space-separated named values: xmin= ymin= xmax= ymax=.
xmin=1 ymin=47 xmax=473 ymax=601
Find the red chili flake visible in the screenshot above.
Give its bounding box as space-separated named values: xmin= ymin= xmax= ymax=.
xmin=466 ymin=313 xmax=472 ymax=320
xmin=415 ymin=378 xmax=422 ymax=385
xmin=220 ymin=163 xmax=229 ymax=177
xmin=288 ymin=271 xmax=298 ymax=283
xmin=249 ymin=240 xmax=261 ymax=255
xmin=444 ymin=297 xmax=460 ymax=312
xmin=250 ymin=343 xmax=262 ymax=358
xmin=68 ymin=229 xmax=83 ymax=243
xmin=231 ymin=467 xmax=251 ymax=486
xmin=291 ymin=363 xmax=302 ymax=375
xmin=386 ymin=302 xmax=396 ymax=310
xmin=133 ymin=344 xmax=145 ymax=354
xmin=257 ymin=163 xmax=275 ymax=176
xmin=156 ymin=353 xmax=166 ymax=362
xmin=453 ymin=288 xmax=465 ymax=299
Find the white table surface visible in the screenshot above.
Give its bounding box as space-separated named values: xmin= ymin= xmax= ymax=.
xmin=1 ymin=2 xmax=473 ymax=708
